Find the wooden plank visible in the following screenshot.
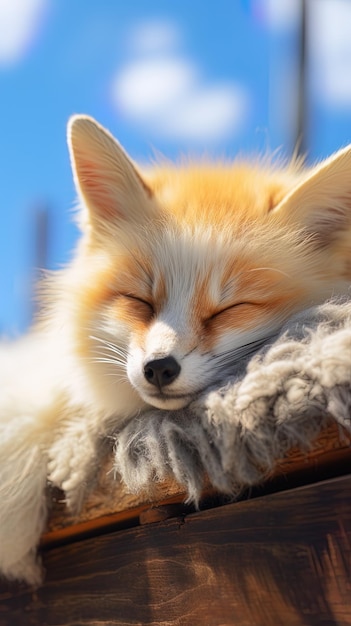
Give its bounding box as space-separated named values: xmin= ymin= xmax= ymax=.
xmin=45 ymin=421 xmax=351 ymax=544
xmin=1 ymin=474 xmax=351 ymax=625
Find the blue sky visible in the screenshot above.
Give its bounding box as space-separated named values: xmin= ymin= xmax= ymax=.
xmin=1 ymin=0 xmax=351 ymax=334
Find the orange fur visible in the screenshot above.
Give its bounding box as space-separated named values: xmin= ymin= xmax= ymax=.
xmin=62 ymin=120 xmax=351 ymax=412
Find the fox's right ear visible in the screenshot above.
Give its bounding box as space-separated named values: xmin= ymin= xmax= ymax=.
xmin=67 ymin=115 xmax=159 ymax=239
xmin=270 ymin=144 xmax=351 ymax=247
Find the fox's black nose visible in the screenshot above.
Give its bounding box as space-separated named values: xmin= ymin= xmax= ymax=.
xmin=143 ymin=356 xmax=181 ymax=388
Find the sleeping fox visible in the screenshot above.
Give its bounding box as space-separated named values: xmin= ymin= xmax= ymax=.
xmin=1 ymin=115 xmax=351 ymax=584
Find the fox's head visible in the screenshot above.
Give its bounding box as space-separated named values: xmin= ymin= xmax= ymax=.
xmin=65 ymin=116 xmax=351 ymax=413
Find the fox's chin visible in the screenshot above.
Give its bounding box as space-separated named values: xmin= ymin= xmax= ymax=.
xmin=140 ymin=391 xmax=194 ymax=411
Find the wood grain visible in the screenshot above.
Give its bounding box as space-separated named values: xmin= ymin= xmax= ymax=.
xmin=45 ymin=421 xmax=351 ymax=545
xmin=1 ymin=474 xmax=350 ymax=626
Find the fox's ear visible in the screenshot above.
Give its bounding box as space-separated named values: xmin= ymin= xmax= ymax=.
xmin=67 ymin=115 xmax=158 ymax=238
xmin=271 ymin=145 xmax=351 ymax=246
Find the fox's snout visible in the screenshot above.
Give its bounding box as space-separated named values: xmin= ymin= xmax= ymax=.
xmin=126 ymin=318 xmax=197 ymax=409
xmin=143 ymin=356 xmax=181 ymax=389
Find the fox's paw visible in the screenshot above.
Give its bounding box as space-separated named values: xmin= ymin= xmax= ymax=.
xmin=48 ymin=420 xmax=101 ymax=512
xmin=114 ymin=409 xmax=213 ymax=504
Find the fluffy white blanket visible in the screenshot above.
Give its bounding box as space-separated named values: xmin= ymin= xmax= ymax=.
xmin=114 ymin=298 xmax=351 ymax=502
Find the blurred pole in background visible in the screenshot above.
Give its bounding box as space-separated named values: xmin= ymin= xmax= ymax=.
xmin=31 ymin=203 xmax=50 ymax=319
xmin=267 ymin=0 xmax=303 ymax=159
xmin=296 ymin=0 xmax=307 ymax=158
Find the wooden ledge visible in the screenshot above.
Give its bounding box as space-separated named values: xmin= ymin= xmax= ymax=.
xmin=43 ymin=421 xmax=351 ymax=548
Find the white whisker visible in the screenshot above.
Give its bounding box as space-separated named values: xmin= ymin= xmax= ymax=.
xmin=247 ymin=267 xmax=291 ymax=279
xmin=92 ymin=357 xmax=126 ymax=365
xmin=101 ymin=372 xmax=129 ymax=381
xmin=88 ymin=335 xmax=129 ymax=369
xmin=212 ymin=335 xmax=272 ymax=371
xmin=89 ymin=335 xmax=128 ymax=356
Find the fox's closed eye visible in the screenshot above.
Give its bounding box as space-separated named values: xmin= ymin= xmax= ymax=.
xmin=206 ymin=303 xmax=255 ymax=322
xmin=122 ymin=294 xmax=154 ymax=312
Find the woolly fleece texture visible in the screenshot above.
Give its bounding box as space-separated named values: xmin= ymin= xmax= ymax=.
xmin=113 ymin=298 xmax=351 ymax=503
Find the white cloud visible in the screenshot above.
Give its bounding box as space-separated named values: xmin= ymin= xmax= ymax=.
xmin=0 ymin=0 xmax=47 ymax=66
xmin=309 ymin=0 xmax=351 ymax=107
xmin=158 ymin=83 xmax=247 ymax=141
xmin=115 ymin=58 xmax=196 ymax=118
xmin=112 ymin=20 xmax=249 ymax=143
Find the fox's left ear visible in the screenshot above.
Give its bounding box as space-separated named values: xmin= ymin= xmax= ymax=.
xmin=271 ymin=145 xmax=351 ymax=245
xmin=67 ymin=115 xmax=160 ymax=240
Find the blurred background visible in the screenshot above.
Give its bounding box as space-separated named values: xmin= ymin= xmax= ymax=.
xmin=1 ymin=0 xmax=351 ymax=335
